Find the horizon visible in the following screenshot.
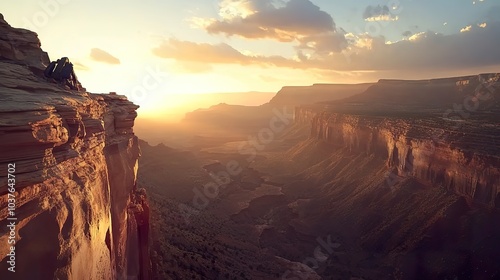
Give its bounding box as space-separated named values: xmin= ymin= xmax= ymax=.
xmin=1 ymin=0 xmax=500 ymax=120
xmin=1 ymin=3 xmax=500 ymax=279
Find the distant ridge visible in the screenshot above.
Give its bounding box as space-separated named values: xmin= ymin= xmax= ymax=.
xmin=378 ymin=73 xmax=500 ymax=84
xmin=269 ymin=83 xmax=374 ymax=105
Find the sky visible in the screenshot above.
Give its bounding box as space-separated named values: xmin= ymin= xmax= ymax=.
xmin=1 ymin=0 xmax=500 ymax=119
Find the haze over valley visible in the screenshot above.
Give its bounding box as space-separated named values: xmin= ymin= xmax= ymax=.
xmin=1 ymin=1 xmax=500 ymax=280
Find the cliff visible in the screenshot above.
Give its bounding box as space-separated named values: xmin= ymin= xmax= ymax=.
xmin=294 ymin=105 xmax=326 ymax=124
xmin=0 ymin=14 xmax=49 ymax=74
xmin=0 ymin=14 xmax=149 ymax=279
xmin=296 ymin=75 xmax=500 ymax=207
xmin=180 ymin=83 xmax=374 ymax=136
xmin=340 ymin=74 xmax=500 ymax=110
xmin=269 ymin=83 xmax=373 ymax=106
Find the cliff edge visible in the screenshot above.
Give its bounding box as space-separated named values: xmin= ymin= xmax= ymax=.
xmin=269 ymin=83 xmax=373 ymax=106
xmin=295 ymin=74 xmax=500 ymax=207
xmin=0 ymin=14 xmax=150 ymax=279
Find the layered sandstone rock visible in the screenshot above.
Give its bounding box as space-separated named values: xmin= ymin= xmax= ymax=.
xmin=294 ymin=105 xmax=323 ymax=125
xmin=297 ymin=75 xmax=500 ymax=207
xmin=0 ymin=14 xmax=49 ymax=74
xmin=0 ymin=14 xmax=149 ymax=280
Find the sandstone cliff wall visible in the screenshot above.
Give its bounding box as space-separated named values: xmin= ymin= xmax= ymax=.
xmin=295 ymin=75 xmax=500 ymax=208
xmin=0 ymin=14 xmax=149 ymax=280
xmin=307 ymin=113 xmax=500 ymax=207
xmin=294 ymin=106 xmax=320 ymax=125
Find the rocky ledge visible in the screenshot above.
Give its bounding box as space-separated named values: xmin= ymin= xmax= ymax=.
xmin=0 ymin=14 xmax=149 ymax=280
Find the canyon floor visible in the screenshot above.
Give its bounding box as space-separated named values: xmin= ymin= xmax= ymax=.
xmin=137 ymin=120 xmax=500 ymax=280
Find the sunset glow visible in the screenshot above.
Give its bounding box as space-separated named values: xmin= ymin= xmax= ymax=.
xmin=1 ymin=0 xmax=499 ymax=120
xmin=1 ymin=1 xmax=500 ymax=279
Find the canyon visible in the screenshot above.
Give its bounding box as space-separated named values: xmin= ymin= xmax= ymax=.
xmin=140 ymin=74 xmax=500 ymax=279
xmin=1 ymin=11 xmax=500 ymax=280
xmin=300 ymin=74 xmax=500 ymax=207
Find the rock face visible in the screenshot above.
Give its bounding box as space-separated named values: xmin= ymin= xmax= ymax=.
xmin=296 ymin=75 xmax=500 ymax=207
xmin=0 ymin=14 xmax=149 ymax=279
xmin=294 ymin=105 xmax=324 ymax=125
xmin=0 ymin=14 xmax=50 ymax=74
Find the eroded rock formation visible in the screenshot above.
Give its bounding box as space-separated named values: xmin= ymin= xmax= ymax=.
xmin=0 ymin=14 xmax=49 ymax=75
xmin=0 ymin=14 xmax=150 ymax=280
xmin=296 ymin=75 xmax=500 ymax=207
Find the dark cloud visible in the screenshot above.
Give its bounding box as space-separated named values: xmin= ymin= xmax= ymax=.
xmin=199 ymin=0 xmax=348 ymax=55
xmin=205 ymin=0 xmax=336 ymax=42
xmin=297 ymin=31 xmax=348 ymax=55
xmin=90 ymin=48 xmax=120 ymax=64
xmin=363 ymin=5 xmax=399 ymax=21
xmin=402 ymin=31 xmax=413 ymax=37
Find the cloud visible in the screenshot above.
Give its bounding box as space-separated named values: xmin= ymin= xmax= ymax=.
xmin=407 ymin=32 xmax=426 ymax=41
xmin=152 ymin=39 xmax=249 ymax=64
xmin=343 ymin=21 xmax=500 ymax=71
xmin=192 ymin=0 xmax=348 ymax=56
xmin=297 ymin=31 xmax=348 ymax=55
xmin=90 ymin=48 xmax=121 ymax=64
xmin=363 ymin=5 xmax=399 ymax=22
xmin=345 ymin=33 xmax=385 ymax=50
xmin=198 ymin=0 xmax=336 ymax=42
xmin=152 ymin=38 xmax=305 ymax=69
xmin=402 ymin=31 xmax=413 ymax=37
xmin=153 ymin=21 xmax=500 ymax=74
xmin=460 ymin=25 xmax=473 ymax=33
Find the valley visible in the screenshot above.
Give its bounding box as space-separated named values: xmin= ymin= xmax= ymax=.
xmin=2 ymin=3 xmax=500 ymax=280
xmin=137 ymin=74 xmax=500 ymax=280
